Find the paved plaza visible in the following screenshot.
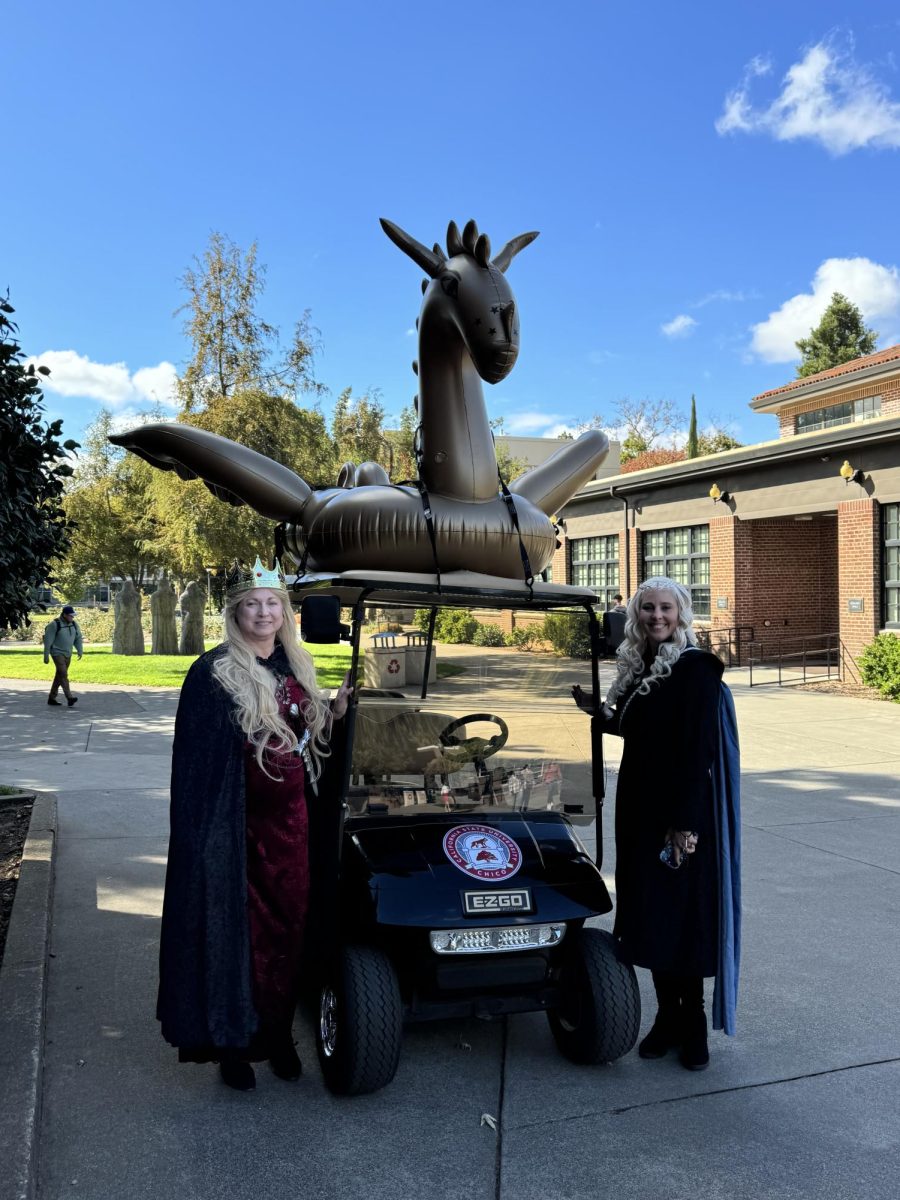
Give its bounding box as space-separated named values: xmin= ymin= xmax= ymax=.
xmin=0 ymin=651 xmax=898 ymax=1200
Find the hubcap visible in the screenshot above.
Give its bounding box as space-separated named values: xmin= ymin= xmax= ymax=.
xmin=319 ymin=986 xmax=338 ymax=1057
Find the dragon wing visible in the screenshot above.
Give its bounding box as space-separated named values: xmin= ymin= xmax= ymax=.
xmin=108 ymin=423 xmax=312 ymax=521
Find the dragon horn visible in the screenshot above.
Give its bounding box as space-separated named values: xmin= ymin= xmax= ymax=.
xmin=380 ymin=218 xmax=442 ymax=278
xmin=493 ymin=230 xmax=540 ymax=273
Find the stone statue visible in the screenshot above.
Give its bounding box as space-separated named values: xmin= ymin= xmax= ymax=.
xmin=109 ymin=217 xmax=608 ymax=582
xmin=150 ymin=580 xmax=178 ymax=655
xmin=179 ymin=581 xmax=206 ymax=656
xmin=112 ymin=579 xmax=144 ymax=656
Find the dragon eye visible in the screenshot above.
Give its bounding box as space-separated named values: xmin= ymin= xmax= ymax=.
xmin=440 ymin=274 xmax=459 ymax=298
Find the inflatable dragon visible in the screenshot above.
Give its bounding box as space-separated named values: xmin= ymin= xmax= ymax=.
xmin=110 ymin=218 xmax=608 ymax=579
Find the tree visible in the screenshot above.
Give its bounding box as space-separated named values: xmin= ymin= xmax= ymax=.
xmin=383 ymin=403 xmax=419 ymax=482
xmin=614 ymin=397 xmax=683 ymax=463
xmin=57 ymin=409 xmax=164 ymax=594
xmin=696 ymin=428 xmax=742 ymax=455
xmin=145 ymin=389 xmax=335 ymax=576
xmin=331 ymin=387 xmax=389 ymax=476
xmin=620 ymin=448 xmax=686 ymax=474
xmin=686 ymin=394 xmax=699 ymax=459
xmin=795 ymin=292 xmax=878 ymax=378
xmin=0 ymin=296 xmax=77 ymax=628
xmin=176 ymin=232 xmax=326 ymax=412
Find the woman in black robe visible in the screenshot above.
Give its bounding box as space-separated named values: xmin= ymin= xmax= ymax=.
xmin=158 ymin=558 xmax=352 ymax=1091
xmin=574 ymin=576 xmax=724 ymax=1070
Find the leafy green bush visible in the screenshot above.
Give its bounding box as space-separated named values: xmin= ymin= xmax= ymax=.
xmin=413 ymin=608 xmax=432 ymax=633
xmin=472 ymin=623 xmax=506 ymax=647
xmin=858 ymin=633 xmax=900 ymax=701
xmin=204 ymin=614 xmax=224 ymax=642
xmin=435 ymin=609 xmax=479 ymax=644
xmin=0 ymin=622 xmax=34 ymax=641
xmin=505 ymin=626 xmax=541 ymax=650
xmin=75 ymin=609 xmax=116 ymax=643
xmin=542 ymin=611 xmax=593 ymax=659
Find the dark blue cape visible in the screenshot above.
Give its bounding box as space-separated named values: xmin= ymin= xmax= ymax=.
xmin=711 ymin=683 xmax=741 ymax=1035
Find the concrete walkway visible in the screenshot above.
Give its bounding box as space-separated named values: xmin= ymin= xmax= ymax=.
xmin=0 ymin=660 xmax=898 ymax=1200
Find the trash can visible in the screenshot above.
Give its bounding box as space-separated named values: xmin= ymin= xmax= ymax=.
xmin=364 ymin=632 xmax=406 ymax=688
xmin=404 ymin=631 xmax=437 ymax=686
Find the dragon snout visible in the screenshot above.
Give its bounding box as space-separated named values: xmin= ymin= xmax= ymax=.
xmin=500 ymin=301 xmax=516 ymax=342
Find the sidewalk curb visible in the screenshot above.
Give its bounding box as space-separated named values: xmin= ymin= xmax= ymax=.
xmin=0 ymin=792 xmax=58 ymax=1200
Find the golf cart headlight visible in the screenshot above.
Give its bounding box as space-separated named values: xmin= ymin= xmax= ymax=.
xmin=429 ymin=924 xmax=565 ymax=954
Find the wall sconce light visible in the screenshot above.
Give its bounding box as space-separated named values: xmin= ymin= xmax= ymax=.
xmin=839 ymin=460 xmax=864 ymax=485
xmin=709 ymin=482 xmax=730 ymax=503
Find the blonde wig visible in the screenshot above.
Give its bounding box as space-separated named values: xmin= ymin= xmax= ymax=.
xmin=212 ymin=591 xmax=332 ymax=780
xmin=606 ymin=576 xmax=697 ymax=704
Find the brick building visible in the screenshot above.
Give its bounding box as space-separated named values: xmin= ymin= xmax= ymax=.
xmin=555 ymin=345 xmax=900 ymax=673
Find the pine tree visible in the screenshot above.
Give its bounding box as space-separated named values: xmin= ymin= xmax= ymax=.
xmin=686 ymin=394 xmax=699 ymax=459
xmin=795 ymin=292 xmax=878 ymax=378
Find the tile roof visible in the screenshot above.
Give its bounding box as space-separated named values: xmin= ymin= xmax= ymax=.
xmin=751 ymin=343 xmax=900 ymax=404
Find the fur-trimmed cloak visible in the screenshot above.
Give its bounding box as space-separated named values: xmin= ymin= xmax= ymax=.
xmin=158 ymin=642 xmax=342 ymax=1057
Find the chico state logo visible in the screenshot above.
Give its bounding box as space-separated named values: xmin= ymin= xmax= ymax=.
xmin=442 ymin=824 xmax=523 ymax=881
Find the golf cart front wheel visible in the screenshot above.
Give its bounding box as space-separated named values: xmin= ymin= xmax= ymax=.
xmin=316 ymin=944 xmax=403 ymax=1095
xmin=548 ymin=927 xmax=641 ymax=1065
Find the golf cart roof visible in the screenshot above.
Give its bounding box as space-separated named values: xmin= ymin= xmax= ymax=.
xmin=287 ymin=569 xmax=599 ymax=611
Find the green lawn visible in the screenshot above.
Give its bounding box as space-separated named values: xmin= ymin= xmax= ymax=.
xmin=0 ymin=642 xmax=354 ymax=689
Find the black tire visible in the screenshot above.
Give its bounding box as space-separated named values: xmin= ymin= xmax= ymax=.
xmin=548 ymin=927 xmax=641 ymax=1065
xmin=316 ymin=945 xmax=403 ymax=1095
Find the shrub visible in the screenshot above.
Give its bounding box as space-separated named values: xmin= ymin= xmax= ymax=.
xmin=204 ymin=614 xmax=224 ymax=642
xmin=0 ymin=622 xmax=34 ymax=641
xmin=542 ymin=611 xmax=593 ymax=659
xmin=858 ymin=633 xmax=900 ymax=701
xmin=435 ymin=609 xmax=479 ymax=644
xmin=75 ymin=608 xmax=116 ymax=643
xmin=505 ymin=626 xmax=540 ymax=650
xmin=472 ymin=623 xmax=506 ymax=647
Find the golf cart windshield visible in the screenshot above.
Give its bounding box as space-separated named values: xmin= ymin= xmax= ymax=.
xmin=346 ymin=598 xmax=600 ymax=826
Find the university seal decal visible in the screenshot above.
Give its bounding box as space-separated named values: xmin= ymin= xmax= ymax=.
xmin=442 ymin=824 xmax=523 ymax=881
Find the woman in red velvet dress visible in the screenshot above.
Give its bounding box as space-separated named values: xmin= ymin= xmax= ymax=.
xmin=158 ymin=559 xmax=352 ymax=1091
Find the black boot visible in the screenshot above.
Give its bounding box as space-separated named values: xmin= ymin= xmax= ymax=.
xmin=219 ymin=1059 xmax=256 ymax=1091
xmin=269 ymin=1040 xmax=302 ymax=1082
xmin=678 ymin=975 xmax=709 ymax=1071
xmin=639 ymin=971 xmax=682 ymax=1060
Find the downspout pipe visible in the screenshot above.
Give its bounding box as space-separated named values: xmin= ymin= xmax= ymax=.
xmin=608 ymin=485 xmax=630 ymax=599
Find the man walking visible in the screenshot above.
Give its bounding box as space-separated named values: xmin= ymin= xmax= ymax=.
xmin=43 ymin=604 xmax=83 ymax=707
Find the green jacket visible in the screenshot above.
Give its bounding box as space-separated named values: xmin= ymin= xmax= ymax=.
xmin=43 ymin=618 xmax=83 ymax=661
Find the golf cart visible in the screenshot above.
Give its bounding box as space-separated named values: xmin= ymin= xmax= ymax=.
xmin=295 ymin=569 xmax=641 ymax=1095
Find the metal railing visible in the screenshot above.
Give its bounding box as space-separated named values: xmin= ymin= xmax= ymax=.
xmin=748 ymin=632 xmax=842 ymax=687
xmin=696 ymin=625 xmax=755 ymax=668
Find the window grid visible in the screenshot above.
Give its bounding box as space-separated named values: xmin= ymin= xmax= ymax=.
xmin=643 ymin=524 xmax=710 ymax=619
xmin=885 ymin=504 xmax=900 ymax=628
xmin=796 ymin=394 xmax=881 ymax=434
xmin=570 ymin=535 xmax=620 ymax=608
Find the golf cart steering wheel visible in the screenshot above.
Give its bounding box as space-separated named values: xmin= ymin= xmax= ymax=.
xmin=439 ymin=714 xmax=509 ymax=759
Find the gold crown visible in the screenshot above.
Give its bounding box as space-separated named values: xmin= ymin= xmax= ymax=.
xmin=225 ymin=556 xmax=288 ymax=600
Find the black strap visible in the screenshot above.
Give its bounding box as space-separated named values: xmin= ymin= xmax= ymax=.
xmin=497 ymin=467 xmax=535 ymax=596
xmin=396 ymin=421 xmax=442 ymax=591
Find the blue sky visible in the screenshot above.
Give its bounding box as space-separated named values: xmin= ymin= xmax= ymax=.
xmin=5 ymin=1 xmax=900 ymax=454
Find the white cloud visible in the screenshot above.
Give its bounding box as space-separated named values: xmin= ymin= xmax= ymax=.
xmin=25 ymin=350 xmax=179 ymax=410
xmin=692 ymin=289 xmax=754 ymax=308
xmin=505 ymin=411 xmax=572 ymax=436
xmin=716 ymin=39 xmax=900 ymax=154
xmin=107 ymin=409 xmax=176 ymax=435
xmin=661 ymin=314 xmax=698 ymax=338
xmin=750 ymin=256 xmax=900 ymax=362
